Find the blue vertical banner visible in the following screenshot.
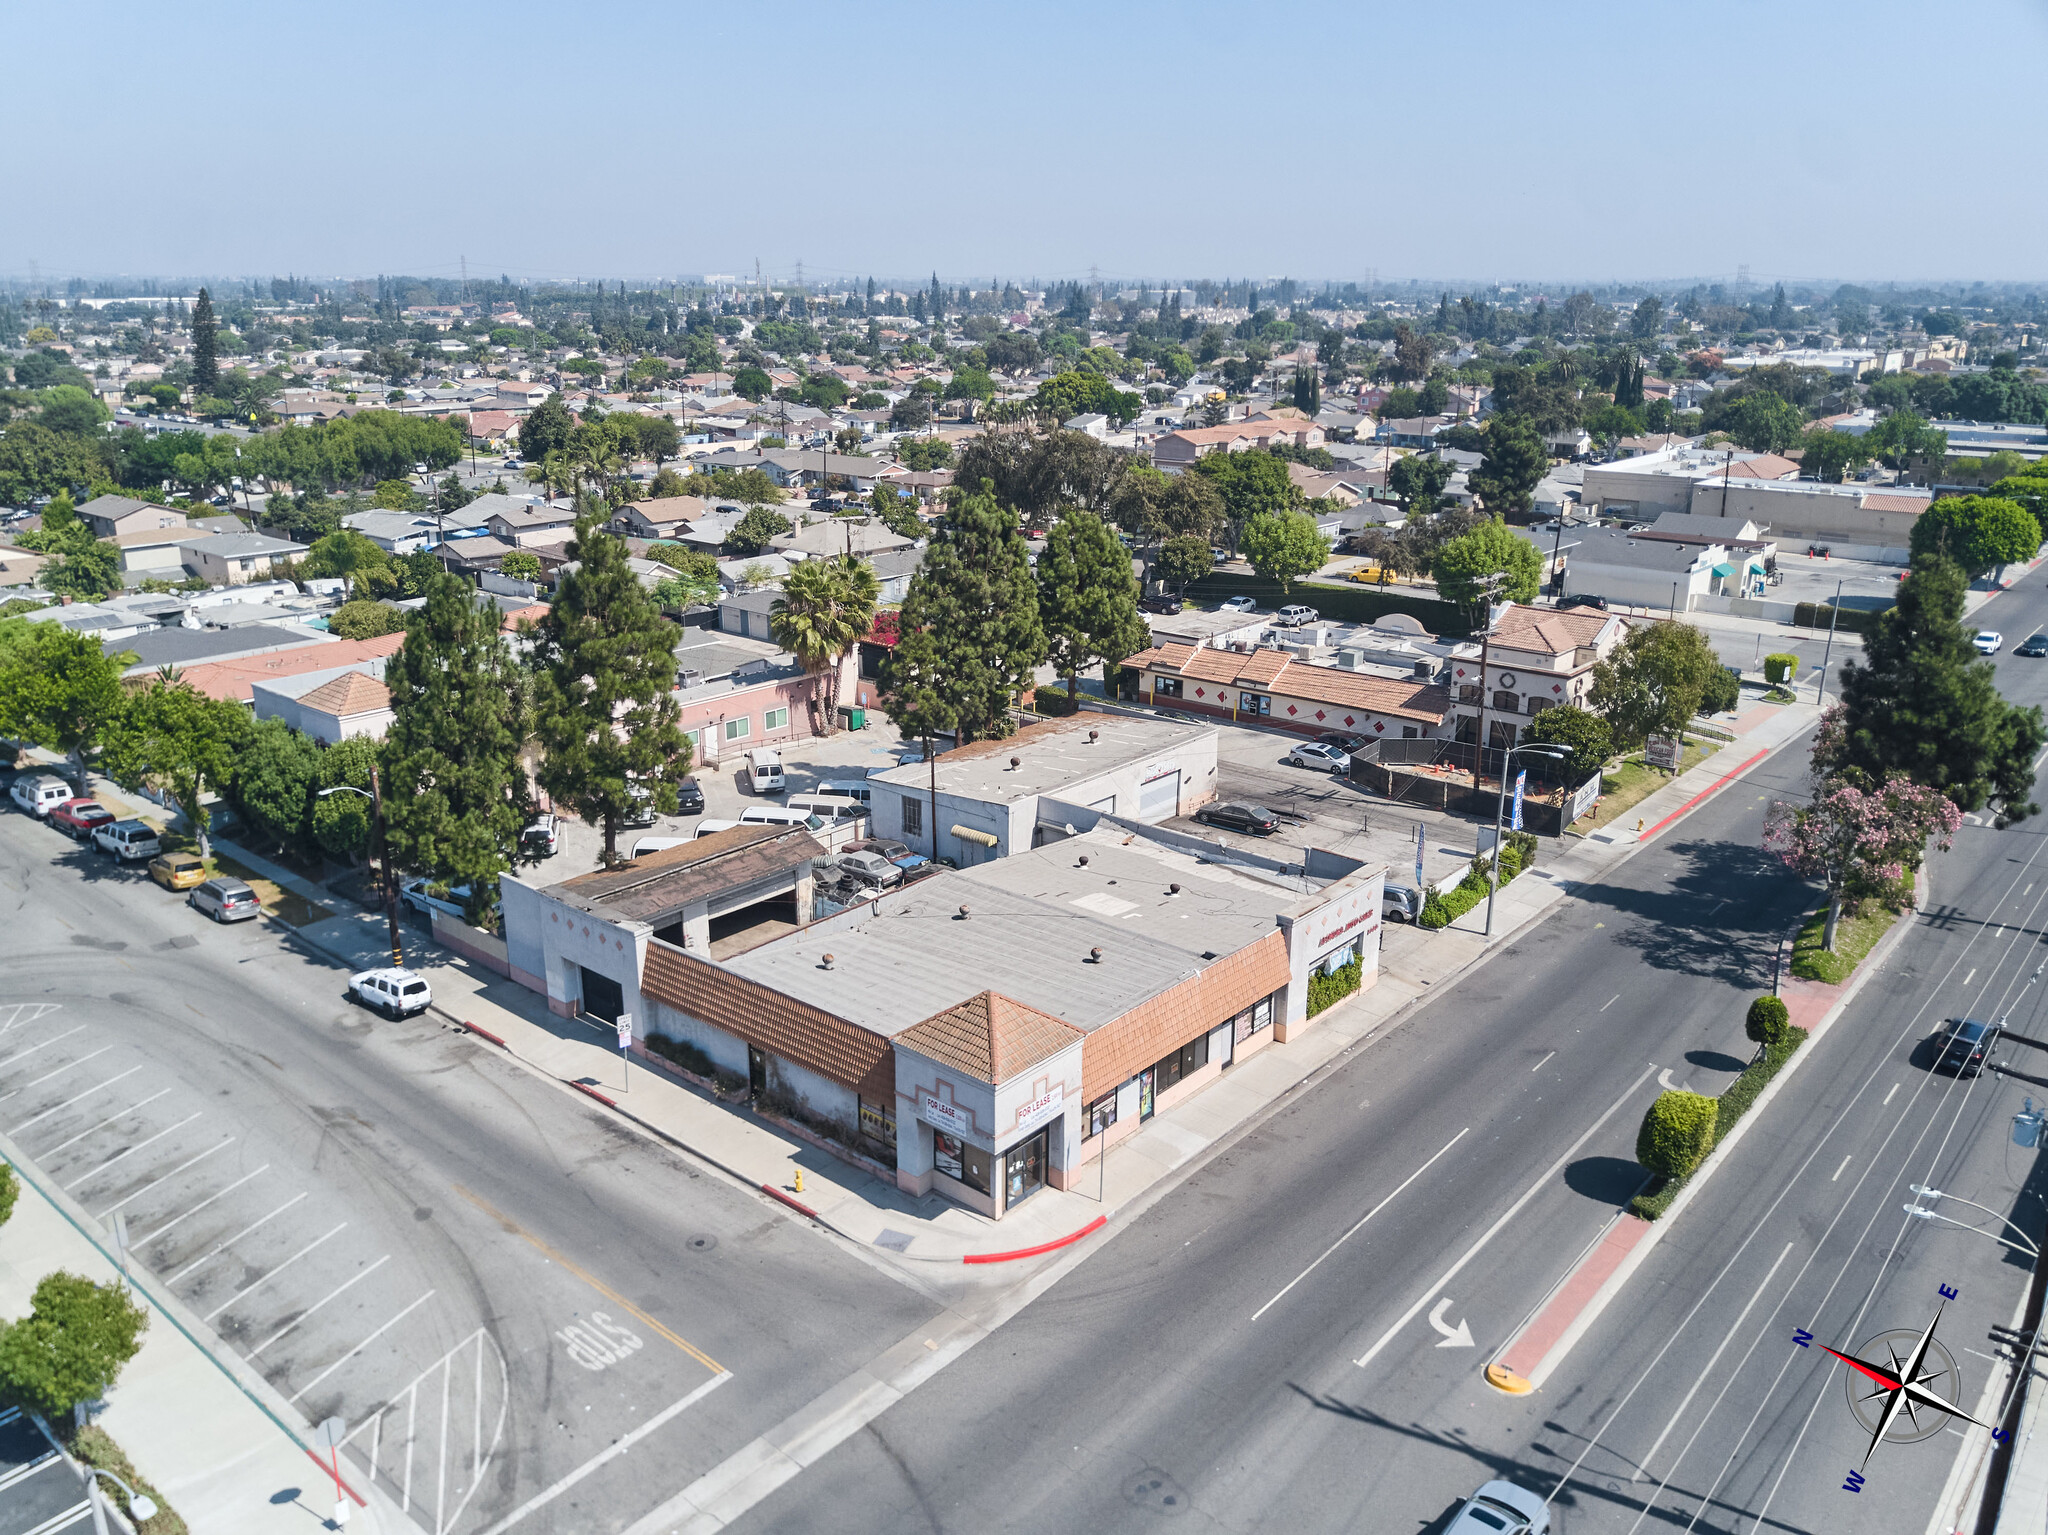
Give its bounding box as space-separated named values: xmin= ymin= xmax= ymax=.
xmin=1414 ymin=822 xmax=1425 ymax=890
xmin=1510 ymin=770 xmax=1526 ymax=833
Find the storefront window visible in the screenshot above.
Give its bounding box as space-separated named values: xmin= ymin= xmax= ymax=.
xmin=1152 ymin=1032 xmax=1210 ymax=1097
xmin=933 ymin=1132 xmax=990 ymax=1193
xmin=1232 ymin=992 xmax=1277 ymax=1046
xmin=1005 ymin=1128 xmax=1047 ymax=1207
xmin=859 ymin=1098 xmax=896 ymax=1147
xmin=1154 ymin=675 xmax=1183 ymax=699
xmin=1084 ymin=1092 xmax=1119 ymax=1139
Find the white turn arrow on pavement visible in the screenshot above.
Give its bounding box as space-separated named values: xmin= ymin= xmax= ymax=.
xmin=1427 ymin=1297 xmax=1474 ymax=1349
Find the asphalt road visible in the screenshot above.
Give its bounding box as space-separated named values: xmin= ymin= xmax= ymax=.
xmin=0 ymin=811 xmax=938 ymax=1535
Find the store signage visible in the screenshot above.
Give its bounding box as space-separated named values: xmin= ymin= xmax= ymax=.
xmin=1567 ymin=771 xmax=1602 ymax=826
xmin=1012 ymin=1085 xmax=1064 ymax=1135
xmin=920 ymin=1093 xmax=971 ymax=1136
xmin=1312 ymin=883 xmax=1380 ymax=960
xmin=1645 ymin=734 xmax=1683 ymax=771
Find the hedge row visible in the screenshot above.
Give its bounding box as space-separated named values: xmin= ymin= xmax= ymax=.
xmin=1792 ymin=601 xmax=1884 ymax=635
xmin=1418 ymin=832 xmax=1538 ymax=929
xmin=1183 ymin=573 xmax=1471 ymax=634
xmin=1629 ymin=1000 xmax=1806 ymax=1220
xmin=1308 ymin=955 xmax=1363 ymax=1017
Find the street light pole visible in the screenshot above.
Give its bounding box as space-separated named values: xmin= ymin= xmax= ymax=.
xmin=1815 ymin=576 xmax=1845 ymax=708
xmin=318 ymin=768 xmax=403 ymax=968
xmin=78 ymin=1465 xmax=157 ymax=1535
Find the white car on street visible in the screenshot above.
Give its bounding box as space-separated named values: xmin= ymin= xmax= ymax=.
xmin=1286 ymin=742 xmax=1351 ymax=773
xmin=1445 ymin=1480 xmax=1549 ymax=1533
xmin=348 ymin=967 xmax=434 ymax=1018
xmin=1220 ymin=595 xmax=1257 ymax=613
xmin=1975 ymin=629 xmax=2003 ymax=655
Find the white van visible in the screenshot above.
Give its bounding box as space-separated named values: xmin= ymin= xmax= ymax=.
xmin=740 ymin=806 xmax=825 ymax=832
xmin=692 ymin=819 xmax=743 ymax=839
xmin=10 ymin=775 xmax=70 ymax=818
xmin=746 ymin=748 xmax=784 ymax=794
xmin=631 ymin=837 xmax=688 ymax=858
xmin=786 ymin=793 xmax=863 ymax=826
xmin=812 ymin=780 xmax=873 ymax=808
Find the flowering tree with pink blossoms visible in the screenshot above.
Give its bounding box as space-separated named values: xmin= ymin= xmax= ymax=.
xmin=1763 ymin=771 xmax=1961 ymax=951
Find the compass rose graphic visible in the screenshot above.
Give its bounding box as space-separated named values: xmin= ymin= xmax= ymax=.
xmin=1820 ymin=1303 xmax=1997 ymax=1466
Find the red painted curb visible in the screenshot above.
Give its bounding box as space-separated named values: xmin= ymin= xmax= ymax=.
xmin=962 ymin=1214 xmax=1108 ymax=1265
xmin=462 ymin=1021 xmax=508 ymax=1049
xmin=761 ymin=1183 xmax=819 ymax=1218
xmin=570 ymin=1081 xmax=617 ymax=1108
xmin=1639 ymin=748 xmax=1768 ymax=842
xmin=303 ymin=1447 xmax=367 ymax=1506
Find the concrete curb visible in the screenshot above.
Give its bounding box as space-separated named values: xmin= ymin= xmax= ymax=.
xmin=1498 ymin=872 xmax=1926 ymax=1393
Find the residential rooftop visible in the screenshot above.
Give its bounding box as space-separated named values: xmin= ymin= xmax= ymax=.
xmin=867 ymin=714 xmax=1215 ymax=806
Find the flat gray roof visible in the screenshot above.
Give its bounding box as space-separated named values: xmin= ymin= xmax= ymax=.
xmin=867 ymin=713 xmax=1213 ymax=807
xmin=722 ymin=829 xmax=1300 ymax=1037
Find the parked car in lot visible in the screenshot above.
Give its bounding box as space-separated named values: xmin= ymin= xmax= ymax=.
xmin=348 ymin=967 xmax=434 ymax=1018
xmin=1382 ymin=884 xmax=1421 ymax=923
xmin=1194 ymin=802 xmax=1280 ymax=835
xmin=2017 ymin=633 xmax=2048 ymax=657
xmin=148 ymin=851 xmax=209 ymax=891
xmin=1933 ymin=1016 xmax=1996 ymax=1077
xmin=1139 ymin=593 xmax=1183 ymax=614
xmin=93 ymin=819 xmax=161 ymax=862
xmin=1445 ymin=1480 xmax=1549 ymax=1534
xmin=746 ymin=748 xmax=785 ymax=794
xmin=675 ymin=778 xmax=705 ymax=815
xmin=1318 ymin=732 xmax=1366 ymax=753
xmin=621 ymin=788 xmax=658 ymax=828
xmin=10 ymin=774 xmax=70 ymax=817
xmin=1286 ymin=742 xmax=1350 ymax=773
xmin=1557 ymin=593 xmax=1609 ymax=611
xmin=1975 ymin=630 xmax=2004 ymax=655
xmin=1220 ymin=596 xmax=1257 ymax=613
xmin=844 ymin=836 xmax=930 ymax=872
xmin=836 ymin=849 xmax=904 ymax=889
xmin=519 ymin=813 xmax=561 ymax=858
xmin=48 ymin=799 xmax=117 ymax=842
xmin=189 ymin=877 xmax=261 ymax=922
xmin=1274 ymin=603 xmax=1320 ymax=628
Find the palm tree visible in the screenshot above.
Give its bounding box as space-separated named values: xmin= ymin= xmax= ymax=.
xmin=527 ymin=451 xmax=576 ymax=506
xmin=770 ymin=555 xmax=879 ymax=735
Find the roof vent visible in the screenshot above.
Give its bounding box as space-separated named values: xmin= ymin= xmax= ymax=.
xmin=821 ymin=953 xmax=835 ymax=970
xmin=1009 ymin=755 xmax=1021 ymax=770
xmin=1169 ymin=883 xmax=1182 ymax=896
xmin=956 ymin=904 xmax=970 ymax=920
xmin=1200 ymin=950 xmax=1218 ymax=960
xmin=1089 ymin=946 xmax=1104 ymax=964
xmin=1077 ymin=854 xmax=1089 ymax=867
xmin=1088 ymin=729 xmax=1099 ymax=743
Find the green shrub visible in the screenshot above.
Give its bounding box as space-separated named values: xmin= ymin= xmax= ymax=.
xmin=0 ymin=1272 xmax=149 ymax=1420
xmin=1636 ymin=1090 xmax=1718 ymax=1179
xmin=67 ymin=1424 xmax=185 ymax=1535
xmin=327 ymin=599 xmax=405 ymax=640
xmin=1307 ymin=955 xmax=1363 ymax=1016
xmin=1745 ymin=995 xmax=1791 ymax=1051
xmin=0 ymin=1164 xmax=15 ymax=1229
xmin=1029 ymin=684 xmax=1080 ymax=716
xmin=1763 ymin=652 xmax=1798 ymax=685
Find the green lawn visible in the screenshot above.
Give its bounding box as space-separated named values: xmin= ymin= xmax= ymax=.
xmin=1582 ymin=739 xmax=1723 ymax=833
xmin=1790 ymin=893 xmax=1906 ymax=984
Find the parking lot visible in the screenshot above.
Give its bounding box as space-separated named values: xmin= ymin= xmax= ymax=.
xmin=0 ymin=804 xmax=939 ymax=1535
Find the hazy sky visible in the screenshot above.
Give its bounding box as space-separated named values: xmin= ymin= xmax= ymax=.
xmin=11 ymin=0 xmax=2046 ymax=290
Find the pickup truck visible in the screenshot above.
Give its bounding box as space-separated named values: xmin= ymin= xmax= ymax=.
xmin=399 ymin=877 xmax=482 ymax=921
xmin=48 ymin=799 xmax=117 ymax=842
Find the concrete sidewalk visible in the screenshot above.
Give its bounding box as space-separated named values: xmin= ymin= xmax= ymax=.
xmin=190 ymin=696 xmax=1820 ymax=1277
xmin=0 ymin=1132 xmax=417 ymax=1535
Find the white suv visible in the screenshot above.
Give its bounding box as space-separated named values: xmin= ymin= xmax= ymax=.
xmin=1274 ymin=604 xmax=1320 ymax=628
xmin=93 ymin=820 xmax=161 ymax=862
xmin=348 ymin=968 xmax=434 ymax=1019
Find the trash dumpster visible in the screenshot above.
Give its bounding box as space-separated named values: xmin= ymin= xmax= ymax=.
xmin=838 ymin=705 xmax=867 ymax=730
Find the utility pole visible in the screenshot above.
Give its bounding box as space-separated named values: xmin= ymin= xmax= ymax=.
xmin=1816 ymin=577 xmax=1845 ymax=707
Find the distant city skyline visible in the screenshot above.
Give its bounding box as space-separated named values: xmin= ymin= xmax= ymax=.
xmin=7 ymin=0 xmax=2045 ymax=286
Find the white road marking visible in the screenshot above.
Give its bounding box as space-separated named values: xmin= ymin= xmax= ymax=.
xmin=1965 ymin=968 xmax=1977 ymax=987
xmin=248 ymin=1251 xmax=387 ymax=1354
xmin=0 ymin=1003 xmax=62 ymax=1038
xmin=1832 ymin=1155 xmax=1852 ymax=1182
xmin=1884 ymin=1081 xmax=1899 ymax=1106
xmin=1427 ymin=1297 xmax=1475 ymax=1348
xmin=170 ymin=1192 xmax=310 ymax=1284
xmin=1600 ymin=994 xmax=1621 ymax=1012
xmin=472 ymin=1371 xmax=731 ymax=1535
xmin=1252 ymin=1127 xmax=1470 ymax=1321
xmin=1532 ymin=1051 xmax=1556 ymax=1073
xmin=1354 ymin=1063 xmax=1660 ymax=1371
xmin=36 ymin=1090 xmax=172 ymax=1158
xmin=286 ymin=1288 xmax=437 ymax=1403
xmin=2034 ymin=743 xmax=2048 ymax=773
xmin=203 ymin=1221 xmax=346 ymax=1322
xmin=10 ymin=1073 xmax=150 ymax=1142
xmin=65 ymin=1112 xmax=203 ymax=1189
xmin=1631 ymin=1242 xmax=1797 ymax=1487
xmin=1658 ymin=1068 xmax=1686 ymax=1093
xmin=1 ymin=1044 xmax=115 ymax=1100
xmin=0 ymin=1024 xmax=86 ymax=1069
xmin=97 ymin=1137 xmax=236 ymax=1217
xmin=137 ymin=1164 xmax=270 ymax=1244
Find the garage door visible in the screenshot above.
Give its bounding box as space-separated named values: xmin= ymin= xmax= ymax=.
xmin=580 ymin=966 xmax=624 ymax=1024
xmin=1137 ymin=771 xmax=1180 ymax=821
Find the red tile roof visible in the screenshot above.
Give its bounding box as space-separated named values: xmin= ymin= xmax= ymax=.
xmin=1129 ymin=642 xmax=1450 ymax=723
xmin=898 ymin=992 xmax=1083 ymax=1086
xmin=176 ymin=633 xmax=408 ymax=703
xmin=295 ymin=670 xmax=391 ymax=717
xmin=1486 ymin=603 xmax=1614 ymax=658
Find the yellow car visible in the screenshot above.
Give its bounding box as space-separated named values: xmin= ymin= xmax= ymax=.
xmin=148 ymin=852 xmax=208 ymax=891
xmin=1347 ymin=566 xmax=1392 ymax=586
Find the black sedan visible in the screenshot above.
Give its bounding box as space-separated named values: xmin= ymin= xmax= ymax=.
xmin=2017 ymin=634 xmax=2048 ymax=657
xmin=1934 ymin=1017 xmax=1996 ymax=1077
xmin=676 ymin=778 xmax=706 ymax=815
xmin=1195 ymin=802 xmax=1280 ymax=836
xmin=1139 ymin=594 xmax=1184 ymax=615
xmin=1317 ymin=732 xmax=1366 ymax=753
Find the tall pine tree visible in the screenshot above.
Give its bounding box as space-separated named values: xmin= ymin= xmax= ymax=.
xmin=382 ymin=574 xmax=529 ymax=914
xmin=530 ymin=513 xmax=691 ymax=864
xmin=190 ymin=287 xmax=219 ymax=398
xmin=1035 ymin=510 xmax=1148 ymax=702
xmin=1825 ymin=553 xmax=2044 ymax=824
xmin=885 ymin=485 xmax=1044 ymax=743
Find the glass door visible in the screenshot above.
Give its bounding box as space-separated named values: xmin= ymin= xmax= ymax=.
xmin=1138 ymin=1067 xmax=1155 ymax=1120
xmin=1004 ymin=1128 xmax=1047 ymax=1207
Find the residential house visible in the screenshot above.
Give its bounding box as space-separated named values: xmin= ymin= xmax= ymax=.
xmin=1448 ymin=603 xmax=1627 ymax=749
xmin=768 ymin=516 xmax=915 ymax=560
xmin=1064 ymin=413 xmax=1110 ymax=441
xmin=77 ymin=495 xmax=185 ymax=539
xmin=1374 ymin=416 xmax=1453 ymax=450
xmin=178 ymin=532 xmax=308 ymax=587
xmin=486 ymin=502 xmax=581 ymax=548
xmin=671 ymin=632 xmax=818 ymax=765
xmin=1122 ymin=641 xmax=1452 ymax=742
xmin=251 ymin=664 xmax=394 ymax=745
xmin=1150 ymin=419 xmax=1328 ymax=472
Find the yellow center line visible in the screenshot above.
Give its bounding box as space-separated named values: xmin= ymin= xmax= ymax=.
xmin=455 ymin=1184 xmax=723 ymax=1374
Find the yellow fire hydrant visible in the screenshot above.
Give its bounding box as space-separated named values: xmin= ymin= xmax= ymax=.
xmin=793 ymin=1168 xmax=805 ymax=1194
